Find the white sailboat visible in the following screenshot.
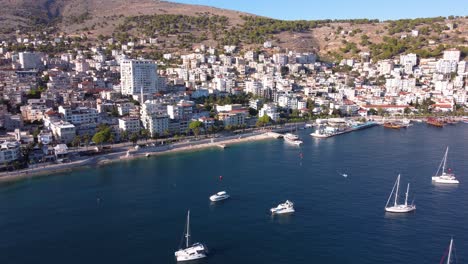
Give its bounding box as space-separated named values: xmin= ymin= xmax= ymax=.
xmin=385 ymin=174 xmax=416 ymax=213
xmin=441 ymin=237 xmax=455 ymax=264
xmin=432 ymin=147 xmax=459 ymax=184
xmin=174 ymin=210 xmax=208 ymax=262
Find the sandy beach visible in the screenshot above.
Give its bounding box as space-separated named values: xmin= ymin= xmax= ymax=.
xmin=0 ymin=132 xmax=276 ymax=183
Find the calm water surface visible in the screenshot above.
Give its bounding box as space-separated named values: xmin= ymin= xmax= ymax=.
xmin=1 ymin=123 xmax=467 ymax=264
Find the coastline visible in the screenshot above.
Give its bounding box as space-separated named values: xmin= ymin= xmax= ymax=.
xmin=0 ymin=132 xmax=275 ymax=184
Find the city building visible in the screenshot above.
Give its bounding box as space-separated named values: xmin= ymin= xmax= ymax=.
xmin=120 ymin=59 xmax=159 ymax=97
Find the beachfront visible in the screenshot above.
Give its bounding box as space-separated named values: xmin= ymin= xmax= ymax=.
xmin=0 ymin=131 xmax=276 ymax=183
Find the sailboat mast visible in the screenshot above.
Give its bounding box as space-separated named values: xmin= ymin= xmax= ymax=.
xmin=394 ymin=174 xmax=400 ymax=206
xmin=443 ymin=147 xmax=449 ymax=174
xmin=446 ymin=238 xmax=453 ymax=264
xmin=186 ymin=210 xmax=190 ymax=248
xmin=405 ymin=183 xmax=410 ymax=206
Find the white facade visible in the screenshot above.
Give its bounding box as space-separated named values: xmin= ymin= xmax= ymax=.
xmin=0 ymin=141 xmax=21 ymax=164
xmin=120 ymin=59 xmax=158 ymax=96
xmin=259 ymin=104 xmax=280 ymax=121
xmin=118 ymin=117 xmax=141 ymax=134
xmin=443 ymin=49 xmax=461 ymax=62
xmin=19 ymin=52 xmax=42 ymax=70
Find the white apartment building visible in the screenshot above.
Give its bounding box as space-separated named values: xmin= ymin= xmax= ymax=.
xmin=50 ymin=121 xmax=76 ymax=144
xmin=146 ymin=114 xmax=169 ymax=136
xmin=167 ymin=100 xmax=194 ymax=120
xmin=19 ymin=52 xmax=42 ymax=70
xmin=0 ymin=140 xmax=21 ymax=164
xmin=436 ymin=60 xmax=458 ymax=74
xmin=259 ymin=103 xmax=280 ymax=121
xmin=379 ymin=60 xmax=394 ymax=75
xmin=120 ymin=59 xmax=158 ymax=96
xmin=58 ymin=106 xmax=99 ymax=125
xmin=443 ymin=49 xmax=461 ymax=62
xmin=118 ymin=117 xmax=141 ymax=134
xmin=218 ymin=112 xmax=246 ymax=127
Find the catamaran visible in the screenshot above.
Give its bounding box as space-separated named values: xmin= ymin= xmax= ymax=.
xmin=432 ymin=147 xmax=459 ymax=184
xmin=385 ymin=174 xmax=416 ymax=213
xmin=174 ymin=210 xmax=208 ymax=262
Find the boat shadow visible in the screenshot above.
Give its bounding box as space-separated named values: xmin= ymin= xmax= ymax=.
xmin=269 ymin=213 xmax=294 ymax=224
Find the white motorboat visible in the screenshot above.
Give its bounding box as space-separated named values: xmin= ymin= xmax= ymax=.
xmin=284 ymin=133 xmax=303 ymax=145
xmin=385 ymin=174 xmax=416 ymax=213
xmin=174 ymin=210 xmax=208 ymax=262
xmin=432 ymin=147 xmax=459 ymax=184
xmin=209 ymin=191 xmax=230 ymax=202
xmin=270 ymin=200 xmax=295 ymax=215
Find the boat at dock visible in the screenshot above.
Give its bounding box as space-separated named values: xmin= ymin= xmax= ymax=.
xmin=383 ymin=122 xmax=404 ymax=129
xmin=310 ymin=121 xmax=377 ymax=138
xmin=284 ymin=133 xmax=303 ymax=145
xmin=427 ymin=117 xmax=444 ymax=127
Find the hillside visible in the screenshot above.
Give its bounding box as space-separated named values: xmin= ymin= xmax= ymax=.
xmin=0 ymin=0 xmax=467 ymax=60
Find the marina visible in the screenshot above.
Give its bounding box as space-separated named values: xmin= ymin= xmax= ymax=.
xmin=0 ymin=123 xmax=467 ymax=264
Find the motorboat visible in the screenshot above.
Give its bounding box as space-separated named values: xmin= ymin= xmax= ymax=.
xmin=270 ymin=200 xmax=295 ymax=215
xmin=209 ymin=191 xmax=230 ymax=202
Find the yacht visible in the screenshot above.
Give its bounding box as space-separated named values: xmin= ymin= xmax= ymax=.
xmin=175 ymin=210 xmax=208 ymax=262
xmin=432 ymin=147 xmax=459 ymax=184
xmin=270 ymin=200 xmax=295 ymax=215
xmin=284 ymin=133 xmax=303 ymax=145
xmin=209 ymin=191 xmax=230 ymax=202
xmin=385 ymin=174 xmax=416 ymax=213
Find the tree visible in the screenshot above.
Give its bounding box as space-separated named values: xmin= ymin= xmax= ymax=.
xmin=404 ymin=107 xmax=412 ymax=115
xmin=248 ymin=107 xmax=258 ymax=116
xmin=140 ymin=129 xmax=150 ymax=141
xmin=368 ymin=108 xmax=378 ymax=116
xmin=121 ymin=130 xmax=129 ymax=142
xmin=71 ymin=135 xmax=81 ymax=148
xmin=256 ymin=115 xmax=271 ymax=127
xmin=130 ymin=133 xmax=139 ymax=145
xmin=92 ymin=126 xmax=112 ymax=146
xmin=377 ymin=108 xmax=387 ymax=116
xmin=189 ymin=121 xmax=204 ymax=137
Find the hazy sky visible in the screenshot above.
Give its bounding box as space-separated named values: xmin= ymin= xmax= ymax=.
xmin=170 ymin=0 xmax=467 ymax=20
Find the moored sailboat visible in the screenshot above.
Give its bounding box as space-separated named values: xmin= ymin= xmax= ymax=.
xmin=174 ymin=210 xmax=208 ymax=262
xmin=432 ymin=147 xmax=459 ymax=184
xmin=385 ymin=174 xmax=416 ymax=213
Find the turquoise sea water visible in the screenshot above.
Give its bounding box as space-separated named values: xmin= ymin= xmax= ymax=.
xmin=1 ymin=123 xmax=467 ymax=264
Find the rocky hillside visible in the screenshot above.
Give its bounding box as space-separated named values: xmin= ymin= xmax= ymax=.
xmin=0 ymin=0 xmax=467 ymax=60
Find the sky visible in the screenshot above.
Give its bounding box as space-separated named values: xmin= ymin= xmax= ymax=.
xmin=170 ymin=0 xmax=467 ymax=21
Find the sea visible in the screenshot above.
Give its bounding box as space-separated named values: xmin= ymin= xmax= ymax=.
xmin=1 ymin=123 xmax=467 ymax=264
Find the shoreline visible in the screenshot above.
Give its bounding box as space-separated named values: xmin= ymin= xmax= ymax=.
xmin=0 ymin=132 xmax=275 ymax=184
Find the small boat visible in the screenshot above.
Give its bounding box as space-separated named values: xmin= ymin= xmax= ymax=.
xmin=385 ymin=174 xmax=416 ymax=213
xmin=440 ymin=237 xmax=456 ymax=264
xmin=432 ymin=147 xmax=459 ymax=184
xmin=270 ymin=200 xmax=295 ymax=215
xmin=427 ymin=117 xmax=444 ymax=127
xmin=284 ymin=133 xmax=303 ymax=145
xmin=383 ymin=122 xmax=404 ymax=129
xmin=209 ymin=191 xmax=230 ymax=202
xmin=145 ymin=153 xmax=150 ymax=157
xmin=174 ymin=210 xmax=208 ymax=262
